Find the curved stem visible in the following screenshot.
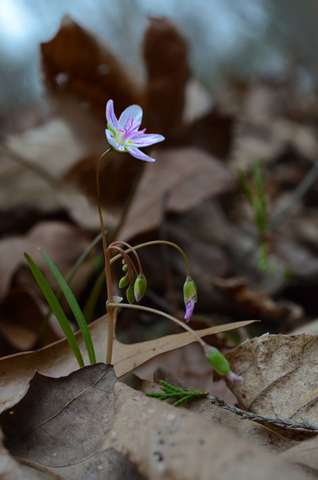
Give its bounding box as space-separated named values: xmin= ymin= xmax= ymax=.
xmin=96 ymin=148 xmax=115 ymax=364
xmin=107 ymin=302 xmax=206 ymax=347
xmin=110 ymin=241 xmax=143 ymax=273
xmin=110 ymin=240 xmax=190 ymax=276
xmin=108 ymin=245 xmax=139 ymax=278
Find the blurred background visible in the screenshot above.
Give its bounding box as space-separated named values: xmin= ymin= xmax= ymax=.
xmin=1 ymin=0 xmax=318 ymax=369
xmin=1 ymin=0 xmax=318 ymax=121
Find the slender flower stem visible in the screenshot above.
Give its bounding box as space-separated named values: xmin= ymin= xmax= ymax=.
xmin=110 ymin=240 xmax=191 ymax=276
xmin=107 ymin=302 xmax=206 ymax=347
xmin=110 ymin=241 xmax=143 ymax=273
xmin=96 ymin=148 xmax=115 ymax=364
xmin=108 ymin=245 xmax=139 ymax=277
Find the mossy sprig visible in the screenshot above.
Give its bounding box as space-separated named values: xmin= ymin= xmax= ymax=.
xmin=146 ymin=380 xmax=208 ymax=407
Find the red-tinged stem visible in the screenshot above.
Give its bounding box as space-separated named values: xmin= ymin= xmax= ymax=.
xmin=96 ymin=148 xmax=115 ymax=364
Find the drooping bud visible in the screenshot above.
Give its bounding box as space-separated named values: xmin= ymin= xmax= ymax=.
xmin=126 ymin=285 xmax=135 ymax=304
xmin=204 ymin=346 xmax=230 ymax=376
xmin=134 ymin=273 xmax=147 ymax=302
xmin=119 ymin=275 xmax=130 ymax=289
xmin=204 ymin=345 xmax=244 ymax=382
xmin=183 ymin=276 xmax=197 ymax=322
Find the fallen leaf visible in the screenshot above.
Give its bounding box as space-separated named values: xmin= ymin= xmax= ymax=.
xmin=0 ymin=220 xmax=92 ymax=302
xmin=139 ymin=368 xmax=297 ymax=454
xmin=41 ymin=16 xmax=142 ymax=126
xmin=1 ymin=364 xmax=145 ymax=480
xmin=102 ymin=381 xmax=306 ymax=480
xmin=0 ymin=316 xmax=255 ymax=413
xmin=143 ymin=17 xmax=189 ymax=132
xmin=0 ymin=287 xmax=59 ymax=351
xmin=118 ymin=147 xmax=235 ymax=240
xmin=225 ymin=333 xmax=318 ymax=427
xmin=212 ymin=276 xmax=303 ymax=323
xmin=281 ymin=436 xmax=318 ymax=472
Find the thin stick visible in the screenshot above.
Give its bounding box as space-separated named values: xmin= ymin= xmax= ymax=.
xmin=107 ymin=302 xmax=206 ymax=347
xmin=210 ymin=396 xmax=318 ymax=434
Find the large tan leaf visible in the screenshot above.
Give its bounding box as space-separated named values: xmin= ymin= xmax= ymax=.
xmin=0 ymin=364 xmax=307 ymax=480
xmin=0 ymin=316 xmax=254 ymax=413
xmin=225 ymin=333 xmax=318 ymax=425
xmin=1 ymin=364 xmax=145 ymax=480
xmin=119 ymin=147 xmax=235 ymax=240
xmin=102 ymin=381 xmax=306 ymax=480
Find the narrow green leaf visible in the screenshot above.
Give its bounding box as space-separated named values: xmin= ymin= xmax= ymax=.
xmin=39 ymin=249 xmax=96 ymax=365
xmin=237 ymin=169 xmax=254 ymax=206
xmin=24 ymin=253 xmax=84 ymax=368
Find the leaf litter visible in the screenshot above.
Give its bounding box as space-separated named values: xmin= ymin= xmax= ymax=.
xmin=0 ymin=364 xmax=308 ymax=480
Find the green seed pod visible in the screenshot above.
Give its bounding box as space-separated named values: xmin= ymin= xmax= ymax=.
xmin=206 ymin=348 xmax=230 ymax=376
xmin=183 ymin=276 xmax=197 ymax=303
xmin=134 ymin=273 xmax=147 ymax=302
xmin=119 ymin=275 xmax=130 ymax=289
xmin=126 ymin=285 xmax=135 ymax=304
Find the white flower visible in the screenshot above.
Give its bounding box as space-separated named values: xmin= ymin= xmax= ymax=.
xmin=105 ymin=100 xmax=165 ymax=162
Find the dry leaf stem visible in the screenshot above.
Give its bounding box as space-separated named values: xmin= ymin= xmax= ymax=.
xmin=210 ymin=396 xmax=318 ymax=434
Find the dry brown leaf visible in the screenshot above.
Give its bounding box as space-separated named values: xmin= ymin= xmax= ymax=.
xmin=0 ymin=221 xmax=91 ymax=301
xmin=139 ymin=368 xmax=297 ymax=454
xmin=118 ymin=147 xmax=235 ymax=240
xmin=281 ymin=436 xmax=318 ymax=472
xmin=225 ymin=333 xmax=318 ymax=427
xmin=0 ymin=287 xmax=59 ymax=351
xmin=1 ymin=364 xmax=145 ymax=480
xmin=41 ymin=16 xmax=142 ymax=126
xmin=0 ymin=316 xmax=255 ymax=413
xmin=1 ymin=364 xmax=306 ymax=480
xmin=212 ymin=276 xmax=303 ymax=322
xmin=143 ymin=17 xmax=189 ymax=132
xmin=102 ymin=381 xmax=306 ymax=480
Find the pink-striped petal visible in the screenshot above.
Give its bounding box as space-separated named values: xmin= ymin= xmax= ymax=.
xmin=105 ymin=129 xmax=125 ymax=151
xmin=130 ymin=133 xmax=165 ymax=147
xmin=119 ymin=105 xmax=143 ymax=131
xmin=126 ymin=146 xmax=156 ymax=162
xmin=106 ymin=100 xmax=118 ymax=131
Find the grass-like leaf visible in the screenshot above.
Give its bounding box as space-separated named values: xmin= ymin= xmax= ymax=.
xmin=24 ymin=253 xmax=84 ymax=368
xmin=39 ymin=249 xmax=96 ymax=365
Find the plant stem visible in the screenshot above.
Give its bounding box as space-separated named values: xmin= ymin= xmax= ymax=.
xmin=96 ymin=149 xmax=115 ymax=364
xmin=107 ymin=302 xmax=206 ymax=347
xmin=110 ymin=240 xmax=191 ymax=276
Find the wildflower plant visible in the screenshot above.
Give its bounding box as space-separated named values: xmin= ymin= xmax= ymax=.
xmin=25 ymin=99 xmax=243 ymax=385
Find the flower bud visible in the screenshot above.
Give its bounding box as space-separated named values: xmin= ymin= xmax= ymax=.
xmin=183 ymin=276 xmax=197 ymax=303
xmin=122 ymin=261 xmax=128 ymax=273
xmin=126 ymin=285 xmax=135 ymax=304
xmin=119 ymin=275 xmax=129 ymax=289
xmin=205 ymin=346 xmax=230 ymax=376
xmin=183 ymin=276 xmax=197 ymax=323
xmin=134 ymin=273 xmax=147 ymax=302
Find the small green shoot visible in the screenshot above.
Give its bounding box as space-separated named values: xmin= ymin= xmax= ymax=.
xmin=39 ymin=249 xmax=96 ymax=365
xmin=146 ymin=380 xmax=208 ymax=407
xmin=238 ymin=161 xmax=275 ymax=273
xmin=24 ymin=253 xmax=84 ymax=368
